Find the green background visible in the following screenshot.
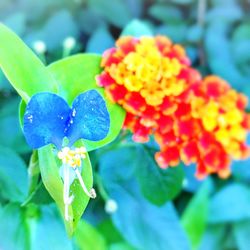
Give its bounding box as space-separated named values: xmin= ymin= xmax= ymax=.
xmin=1 ymin=0 xmax=250 ymax=249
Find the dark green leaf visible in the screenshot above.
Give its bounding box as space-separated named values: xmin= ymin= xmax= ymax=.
xmin=233 ymin=220 xmax=250 ymax=250
xmin=3 ymin=12 xmax=26 ymax=36
xmin=156 ymin=24 xmax=187 ymax=43
xmin=149 ymin=4 xmax=183 ymax=23
xmin=88 ymin=0 xmax=132 ymax=28
xmin=121 ymin=19 xmax=153 ymax=37
xmin=30 ymin=205 xmax=73 ymax=250
xmin=99 ymin=147 xmax=190 ymax=250
xmin=135 ymin=145 xmax=184 ymax=205
xmin=205 ymin=23 xmax=248 ymax=89
xmin=0 ymin=96 xmax=30 ymax=153
xmin=111 ymin=187 xmax=190 ymax=250
xmin=25 ymin=10 xmax=78 ymax=51
xmin=199 ymin=225 xmax=226 ymax=250
xmin=209 ymin=183 xmax=250 ymax=223
xmin=0 ymin=146 xmax=28 ymax=202
xmin=206 ymin=5 xmax=243 ymax=23
xmin=170 ymin=0 xmax=194 ymax=4
xmin=0 ymin=203 xmax=29 ymax=250
xmin=86 ymin=26 xmax=114 ymax=54
xmin=97 ymin=219 xmax=124 ymax=245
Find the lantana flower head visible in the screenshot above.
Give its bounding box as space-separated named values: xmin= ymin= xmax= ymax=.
xmin=97 ymin=36 xmax=194 ymax=141
xmin=23 ymin=90 xmax=110 ymax=220
xmin=97 ymin=35 xmax=250 ymax=179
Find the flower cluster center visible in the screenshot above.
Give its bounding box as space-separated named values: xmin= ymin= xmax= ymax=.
xmin=57 ymin=146 xmax=86 ymax=168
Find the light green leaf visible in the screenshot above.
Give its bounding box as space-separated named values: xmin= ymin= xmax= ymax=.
xmin=48 ymin=54 xmax=102 ymax=104
xmin=74 ymin=220 xmax=107 ymax=250
xmin=181 ymin=180 xmax=211 ymax=250
xmin=48 ymin=54 xmax=125 ymax=151
xmin=38 ymin=141 xmax=93 ymax=236
xmin=0 ymin=23 xmax=58 ymax=103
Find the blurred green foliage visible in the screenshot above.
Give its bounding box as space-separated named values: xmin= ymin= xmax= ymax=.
xmin=1 ymin=0 xmax=250 ymax=249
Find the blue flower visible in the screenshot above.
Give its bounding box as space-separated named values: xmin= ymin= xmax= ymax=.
xmin=23 ymin=89 xmax=110 ymax=221
xmin=23 ymin=89 xmax=110 ymax=150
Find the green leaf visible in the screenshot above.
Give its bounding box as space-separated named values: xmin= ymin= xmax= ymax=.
xmin=88 ymin=0 xmax=132 ymax=28
xmin=99 ymin=147 xmax=190 ymax=250
xmin=206 ymin=5 xmax=243 ymax=23
xmin=27 ymin=150 xmax=40 ymax=195
xmin=109 ymin=242 xmax=136 ymax=250
xmin=86 ymin=26 xmax=114 ymax=54
xmin=3 ymin=12 xmax=26 ymax=36
xmin=0 ymin=146 xmax=28 ymax=202
xmin=111 ymin=189 xmax=189 ymax=250
xmin=233 ymin=220 xmax=250 ymax=250
xmin=181 ymin=180 xmax=211 ymax=250
xmin=0 ymin=203 xmax=29 ymax=250
xmin=232 ymin=22 xmax=250 ymax=42
xmin=121 ymin=19 xmax=153 ymax=37
xmin=209 ymin=183 xmax=250 ymax=223
xmin=74 ymin=220 xmax=107 ymax=250
xmin=199 ymin=224 xmax=226 ymax=250
xmin=0 ymin=203 xmax=73 ymax=250
xmin=0 ymin=96 xmax=30 ymax=153
xmin=135 ymin=145 xmax=184 ymax=206
xmin=205 ymin=23 xmax=248 ymax=89
xmin=156 ymin=24 xmax=188 ymax=43
xmin=148 ymin=4 xmax=183 ymax=23
xmin=170 ymin=0 xmax=194 ymax=4
xmin=48 ymin=54 xmax=102 ymax=104
xmin=30 ymin=205 xmax=73 ymax=250
xmin=0 ymin=23 xmax=58 ymax=103
xmin=97 ymin=219 xmax=124 ymax=245
xmin=48 ymin=54 xmax=126 ymax=151
xmin=38 ymin=142 xmax=93 ymax=236
xmin=23 ymin=151 xmax=53 ymax=206
xmin=25 ymin=10 xmax=78 ymax=51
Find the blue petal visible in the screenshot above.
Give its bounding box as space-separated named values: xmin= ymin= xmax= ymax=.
xmin=66 ymin=90 xmax=110 ymax=145
xmin=23 ymin=92 xmax=70 ymax=149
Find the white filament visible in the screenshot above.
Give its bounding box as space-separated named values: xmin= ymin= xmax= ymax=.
xmin=63 ymin=165 xmax=74 ymax=221
xmin=74 ymin=168 xmax=96 ymax=199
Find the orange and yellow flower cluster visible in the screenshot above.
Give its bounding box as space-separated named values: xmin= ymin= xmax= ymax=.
xmin=97 ymin=36 xmax=250 ymax=179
